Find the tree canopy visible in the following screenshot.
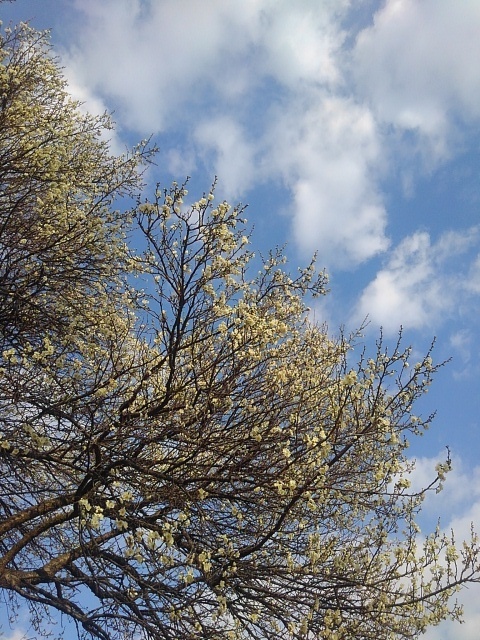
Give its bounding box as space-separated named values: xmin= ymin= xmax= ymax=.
xmin=1 ymin=21 xmax=479 ymax=640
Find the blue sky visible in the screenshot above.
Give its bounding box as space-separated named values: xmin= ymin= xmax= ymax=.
xmin=2 ymin=1 xmax=480 ymax=638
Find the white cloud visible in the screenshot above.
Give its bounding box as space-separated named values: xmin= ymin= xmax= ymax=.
xmin=449 ymin=329 xmax=476 ymax=380
xmin=61 ymin=67 xmax=127 ymax=157
xmin=194 ymin=117 xmax=257 ymax=200
xmin=354 ymin=232 xmax=445 ymax=333
xmin=353 ymin=0 xmax=480 ymax=163
xmin=354 ymin=228 xmax=480 ymax=334
xmin=258 ymin=0 xmax=349 ymax=89
xmin=165 ymin=146 xmax=197 ymax=180
xmin=466 ymin=254 xmax=480 ymax=294
xmin=409 ymin=452 xmax=480 ymax=519
xmin=408 ymin=452 xmax=480 ymax=640
xmin=264 ymin=93 xmax=389 ymax=265
xmin=67 ymin=0 xmax=262 ymax=133
xmin=61 ymin=0 xmax=391 ymax=266
xmin=56 ymin=0 xmax=480 ymax=270
xmin=0 ymin=632 xmax=28 ymax=640
xmin=423 ymin=592 xmax=480 ymax=640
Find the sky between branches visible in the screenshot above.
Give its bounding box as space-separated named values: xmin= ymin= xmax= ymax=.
xmin=2 ymin=1 xmax=480 ymax=638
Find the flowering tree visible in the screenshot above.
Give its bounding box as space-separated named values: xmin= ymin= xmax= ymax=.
xmin=1 ymin=21 xmax=480 ymax=640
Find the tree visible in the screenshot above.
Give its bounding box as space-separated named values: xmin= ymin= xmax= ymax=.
xmin=0 ymin=21 xmax=479 ymax=640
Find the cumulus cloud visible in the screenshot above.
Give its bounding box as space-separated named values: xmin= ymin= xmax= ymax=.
xmin=258 ymin=0 xmax=349 ymax=89
xmin=353 ymin=228 xmax=480 ymax=334
xmin=67 ymin=0 xmax=262 ymax=132
xmin=57 ymin=0 xmax=480 ymax=269
xmin=0 ymin=633 xmax=29 ymax=640
xmin=194 ymin=117 xmax=257 ymax=200
xmin=60 ymin=0 xmax=391 ymax=266
xmin=408 ymin=453 xmax=480 ymax=640
xmin=61 ymin=68 xmax=127 ymax=156
xmin=353 ymin=0 xmax=480 ymax=163
xmin=265 ymin=93 xmax=388 ymax=264
xmin=449 ymin=329 xmax=477 ymax=380
xmin=409 ymin=452 xmax=480 ymax=519
xmin=465 ymin=254 xmax=480 ymax=294
xmin=423 ymin=592 xmax=480 ymax=640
